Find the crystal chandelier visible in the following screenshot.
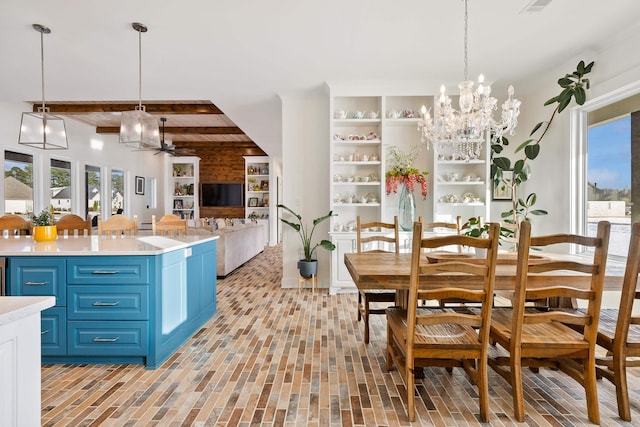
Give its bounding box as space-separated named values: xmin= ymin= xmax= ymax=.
xmin=19 ymin=24 xmax=69 ymax=150
xmin=119 ymin=22 xmax=160 ymax=149
xmin=418 ymin=0 xmax=520 ymax=161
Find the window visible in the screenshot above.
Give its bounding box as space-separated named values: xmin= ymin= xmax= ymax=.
xmin=587 ymin=114 xmax=633 ymax=257
xmin=51 ymin=159 xmax=72 ymax=220
xmin=4 ymin=151 xmax=34 ymax=216
xmin=111 ymin=169 xmax=124 ymax=214
xmin=85 ymin=165 xmax=100 ymax=222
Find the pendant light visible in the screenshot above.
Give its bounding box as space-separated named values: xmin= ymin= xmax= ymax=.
xmin=18 ymin=24 xmax=69 ymax=150
xmin=119 ymin=22 xmax=160 ymax=149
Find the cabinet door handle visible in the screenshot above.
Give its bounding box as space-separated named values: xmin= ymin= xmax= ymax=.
xmin=92 ymin=301 xmax=120 ymax=307
xmin=25 ymin=281 xmax=48 ymax=286
xmin=92 ymin=337 xmax=119 ymax=343
xmin=91 ymin=270 xmax=119 ymax=275
xmin=41 ymin=329 xmax=49 ymax=335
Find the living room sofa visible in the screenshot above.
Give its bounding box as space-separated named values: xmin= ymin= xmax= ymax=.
xmin=190 ymin=221 xmax=265 ymax=277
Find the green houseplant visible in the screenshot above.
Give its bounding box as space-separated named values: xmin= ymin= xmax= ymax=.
xmin=491 ymin=60 xmax=595 ymax=233
xmin=277 ymin=203 xmax=336 ymax=278
xmin=32 ymin=209 xmax=57 ymax=242
xmin=460 ymin=216 xmax=489 ymax=238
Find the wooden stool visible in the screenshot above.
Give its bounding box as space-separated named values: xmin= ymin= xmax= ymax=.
xmin=298 ymin=273 xmax=317 ymax=293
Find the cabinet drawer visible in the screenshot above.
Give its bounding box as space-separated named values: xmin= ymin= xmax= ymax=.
xmin=9 ymin=258 xmax=66 ymax=306
xmin=67 ymin=257 xmax=149 ymax=284
xmin=67 ymin=286 xmax=149 ymax=321
xmin=41 ymin=307 xmax=66 ymax=355
xmin=67 ymin=321 xmax=148 ymax=356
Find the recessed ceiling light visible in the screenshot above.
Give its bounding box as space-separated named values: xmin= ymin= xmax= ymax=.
xmin=520 ymin=0 xmax=552 ymax=13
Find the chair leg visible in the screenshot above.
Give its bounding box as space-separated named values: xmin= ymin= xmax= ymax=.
xmin=613 ymin=354 xmax=631 ymax=422
xmin=584 ymin=354 xmax=600 ymax=425
xmin=363 ymin=296 xmax=370 ymax=344
xmin=357 ymin=292 xmax=362 ymax=321
xmin=478 ymin=357 xmax=489 ymax=422
xmin=511 ymin=356 xmax=525 ymax=422
xmin=386 ymin=323 xmax=393 ymax=371
xmin=407 ymin=364 xmax=416 ymax=421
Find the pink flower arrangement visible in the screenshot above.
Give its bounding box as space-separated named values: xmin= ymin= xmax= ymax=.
xmin=385 ymin=146 xmax=429 ymax=199
xmin=386 ymin=169 xmax=428 ymax=198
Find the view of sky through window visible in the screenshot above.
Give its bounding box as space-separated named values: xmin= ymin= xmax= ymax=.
xmin=588 ymin=116 xmax=630 ymax=191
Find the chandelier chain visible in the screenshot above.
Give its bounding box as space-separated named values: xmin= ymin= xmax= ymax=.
xmin=463 ymin=0 xmax=468 ymax=81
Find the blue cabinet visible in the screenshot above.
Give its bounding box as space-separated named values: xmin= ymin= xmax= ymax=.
xmin=40 ymin=307 xmax=66 ymax=355
xmin=5 ymin=238 xmax=217 ymax=369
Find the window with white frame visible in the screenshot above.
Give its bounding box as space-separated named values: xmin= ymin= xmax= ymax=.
xmin=51 ymin=159 xmax=72 ymax=220
xmin=4 ymin=151 xmax=34 ymax=217
xmin=85 ymin=165 xmax=101 ymax=222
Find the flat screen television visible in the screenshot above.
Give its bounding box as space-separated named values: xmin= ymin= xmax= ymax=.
xmin=200 ymin=183 xmax=244 ymax=207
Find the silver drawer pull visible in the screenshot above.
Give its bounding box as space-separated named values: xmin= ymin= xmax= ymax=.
xmin=92 ymin=301 xmax=120 ymax=307
xmin=92 ymin=337 xmax=120 ymax=343
xmin=25 ymin=281 xmax=48 ymax=286
xmin=91 ymin=270 xmax=119 ymax=275
xmin=41 ymin=329 xmax=49 ymax=335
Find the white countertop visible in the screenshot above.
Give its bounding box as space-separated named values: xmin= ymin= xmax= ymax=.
xmin=0 ymin=296 xmax=55 ymax=326
xmin=0 ymin=233 xmax=218 ymax=256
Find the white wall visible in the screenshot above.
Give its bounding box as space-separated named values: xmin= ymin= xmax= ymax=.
xmin=280 ymin=22 xmax=640 ymax=288
xmin=498 ymin=21 xmax=640 ymax=236
xmin=280 ymin=87 xmax=331 ymax=288
xmin=0 ymin=101 xmax=166 ymax=223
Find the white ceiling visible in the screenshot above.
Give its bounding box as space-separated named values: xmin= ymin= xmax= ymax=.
xmin=1 ymin=0 xmax=640 ymax=158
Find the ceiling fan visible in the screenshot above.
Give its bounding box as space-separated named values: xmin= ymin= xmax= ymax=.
xmin=145 ymin=117 xmax=196 ymax=156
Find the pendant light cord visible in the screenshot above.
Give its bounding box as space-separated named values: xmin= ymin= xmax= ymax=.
xmin=40 ymin=29 xmax=46 ymax=112
xmin=138 ymin=27 xmax=142 ymax=110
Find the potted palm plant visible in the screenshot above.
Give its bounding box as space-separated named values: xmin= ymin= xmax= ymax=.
xmin=277 ymin=204 xmax=336 ymax=278
xmin=32 ymin=209 xmax=57 ymax=242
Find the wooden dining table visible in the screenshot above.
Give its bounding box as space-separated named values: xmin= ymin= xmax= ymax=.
xmin=344 ymin=251 xmax=626 ymax=294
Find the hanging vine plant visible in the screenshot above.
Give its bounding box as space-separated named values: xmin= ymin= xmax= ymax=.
xmin=491 ymin=60 xmax=595 ymax=231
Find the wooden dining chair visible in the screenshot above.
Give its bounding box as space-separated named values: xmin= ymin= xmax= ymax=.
xmin=488 ymin=220 xmax=611 ymax=424
xmin=581 ymin=221 xmax=640 ymax=422
xmin=97 ymin=214 xmax=138 ymax=237
xmin=0 ymin=214 xmax=31 ymax=236
xmin=152 ymin=214 xmax=188 ymax=237
xmin=356 ymin=215 xmax=399 ymax=344
xmin=386 ymin=221 xmax=500 ymax=422
xmin=418 ymin=215 xmax=462 ymax=252
xmin=56 ymin=214 xmax=91 ymax=237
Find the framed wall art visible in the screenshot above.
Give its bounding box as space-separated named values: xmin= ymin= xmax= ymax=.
xmin=135 ymin=176 xmax=145 ymax=195
xmin=492 ymin=170 xmax=513 ymax=201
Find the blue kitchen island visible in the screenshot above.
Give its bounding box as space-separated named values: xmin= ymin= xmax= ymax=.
xmin=2 ymin=234 xmax=218 ymax=369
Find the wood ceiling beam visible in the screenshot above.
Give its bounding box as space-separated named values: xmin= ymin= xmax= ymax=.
xmin=96 ymin=126 xmax=245 ymax=135
xmin=173 ymin=141 xmax=262 ymax=149
xmin=34 ymin=102 xmax=222 ymax=114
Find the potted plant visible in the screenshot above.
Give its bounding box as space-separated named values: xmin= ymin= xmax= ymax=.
xmin=460 ymin=217 xmax=490 ymax=257
xmin=491 ymin=60 xmax=595 ymax=234
xmin=277 ymin=203 xmax=336 ymax=278
xmin=32 ymin=209 xmax=57 ymax=242
xmin=460 ymin=216 xmax=489 ymax=238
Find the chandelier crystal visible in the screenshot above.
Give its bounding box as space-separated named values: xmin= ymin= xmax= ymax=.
xmin=19 ymin=24 xmax=69 ymax=150
xmin=119 ymin=22 xmax=160 ymax=149
xmin=418 ymin=0 xmax=520 ymax=161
